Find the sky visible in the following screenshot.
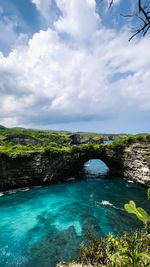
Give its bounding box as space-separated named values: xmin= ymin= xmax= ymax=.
xmin=0 ymin=0 xmax=150 ymax=133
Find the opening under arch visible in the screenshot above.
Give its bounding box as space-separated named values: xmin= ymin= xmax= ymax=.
xmin=83 ymin=159 xmax=110 ymax=179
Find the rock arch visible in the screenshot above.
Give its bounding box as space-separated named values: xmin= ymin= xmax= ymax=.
xmin=0 ymin=141 xmax=150 ymax=191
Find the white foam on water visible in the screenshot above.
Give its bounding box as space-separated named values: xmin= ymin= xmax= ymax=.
xmin=8 ymin=190 xmax=17 ymax=194
xmin=0 ymin=193 xmax=4 ymax=197
xmin=101 ymin=200 xmax=123 ymax=211
xmin=101 ymin=200 xmax=113 ymax=206
xmin=128 ymin=180 xmax=134 ymax=183
xmin=19 ymin=188 xmax=29 ymax=192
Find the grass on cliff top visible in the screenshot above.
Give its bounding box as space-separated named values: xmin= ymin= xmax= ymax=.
xmin=0 ymin=141 xmax=105 ymax=159
xmin=107 ymin=134 xmax=150 ymax=149
xmin=0 ymin=134 xmax=150 ymax=158
xmin=0 ymin=124 xmax=137 ymax=143
xmin=0 ymin=125 xmax=71 ymax=145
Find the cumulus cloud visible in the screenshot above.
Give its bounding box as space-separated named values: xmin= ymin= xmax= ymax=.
xmin=0 ymin=0 xmax=150 ymax=129
xmin=55 ymin=0 xmax=100 ymax=40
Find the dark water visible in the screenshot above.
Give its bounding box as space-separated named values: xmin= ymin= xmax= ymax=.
xmin=0 ymin=160 xmax=149 ymax=267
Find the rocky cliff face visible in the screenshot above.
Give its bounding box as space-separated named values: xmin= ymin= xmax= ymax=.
xmin=0 ymin=141 xmax=150 ymax=191
xmin=0 ymin=152 xmax=85 ymax=191
xmin=69 ymin=134 xmax=103 ymax=145
xmin=4 ymin=135 xmax=48 ymax=146
xmin=69 ymin=134 xmax=90 ymax=145
xmin=111 ymin=143 xmax=150 ymax=186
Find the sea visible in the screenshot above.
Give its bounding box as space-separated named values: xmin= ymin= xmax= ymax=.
xmin=0 ymin=159 xmax=149 ymax=266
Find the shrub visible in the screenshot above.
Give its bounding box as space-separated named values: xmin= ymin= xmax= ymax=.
xmin=42 ymin=145 xmax=63 ymax=157
xmin=107 ymin=140 xmax=124 ymax=149
xmin=78 ymin=231 xmax=150 ymax=267
xmin=9 ymin=151 xmax=31 ymax=158
xmin=136 ymin=135 xmax=144 ymax=142
xmin=146 ymin=135 xmax=150 ymax=142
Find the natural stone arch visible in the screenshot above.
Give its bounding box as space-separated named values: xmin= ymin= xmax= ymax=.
xmin=0 ymin=140 xmax=150 ymax=190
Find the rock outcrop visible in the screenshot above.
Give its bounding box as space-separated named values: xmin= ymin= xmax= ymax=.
xmin=0 ymin=141 xmax=150 ymax=191
xmin=69 ymin=134 xmax=103 ymax=145
xmin=69 ymin=134 xmax=92 ymax=145
xmin=4 ymin=135 xmax=48 ymax=146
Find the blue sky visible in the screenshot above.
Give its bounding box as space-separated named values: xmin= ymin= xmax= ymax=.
xmin=0 ymin=0 xmax=150 ymax=133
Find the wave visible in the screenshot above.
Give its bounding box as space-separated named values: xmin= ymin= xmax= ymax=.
xmin=19 ymin=188 xmax=29 ymax=192
xmin=8 ymin=189 xmax=17 ymax=194
xmin=0 ymin=193 xmax=4 ymax=197
xmin=100 ymin=200 xmax=124 ymax=211
xmin=101 ymin=200 xmax=113 ymax=206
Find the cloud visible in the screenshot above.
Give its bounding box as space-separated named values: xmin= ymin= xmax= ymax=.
xmin=0 ymin=0 xmax=150 ymax=129
xmin=55 ymin=0 xmax=100 ymax=40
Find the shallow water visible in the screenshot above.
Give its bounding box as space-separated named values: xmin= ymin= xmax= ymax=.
xmin=0 ymin=160 xmax=149 ymax=267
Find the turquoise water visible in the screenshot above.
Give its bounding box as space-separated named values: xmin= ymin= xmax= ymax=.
xmin=0 ymin=160 xmax=149 ymax=267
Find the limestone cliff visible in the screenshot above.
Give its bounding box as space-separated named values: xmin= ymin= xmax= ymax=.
xmin=0 ymin=140 xmax=150 ymax=191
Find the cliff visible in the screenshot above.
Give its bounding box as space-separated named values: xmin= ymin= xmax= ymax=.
xmin=0 ymin=137 xmax=150 ymax=191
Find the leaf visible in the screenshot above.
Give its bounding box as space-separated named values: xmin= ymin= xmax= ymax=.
xmin=120 ymin=252 xmax=133 ymax=262
xmin=147 ymin=234 xmax=150 ymax=239
xmin=136 ymin=208 xmax=148 ymax=223
xmin=124 ymin=201 xmax=137 ymax=214
xmin=136 ymin=252 xmax=150 ymax=261
xmin=147 ymin=189 xmax=150 ymax=200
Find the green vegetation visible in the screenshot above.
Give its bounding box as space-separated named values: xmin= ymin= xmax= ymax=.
xmin=76 ymin=131 xmax=129 ymax=141
xmin=70 ymin=143 xmax=104 ymax=153
xmin=107 ymin=139 xmax=125 ymax=149
xmin=0 ymin=125 xmax=71 ymax=145
xmin=107 ymin=135 xmax=150 ymax=150
xmin=0 ymin=139 xmax=104 ymax=159
xmin=0 ymin=124 xmax=149 ymax=159
xmin=0 ymin=125 xmax=149 ymax=149
xmin=124 ymin=189 xmax=150 ymax=238
xmin=0 ymin=127 xmax=150 ymax=159
xmin=78 ymin=231 xmax=150 ymax=267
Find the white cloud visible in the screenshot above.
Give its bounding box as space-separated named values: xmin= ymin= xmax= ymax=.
xmin=55 ymin=0 xmax=100 ymax=40
xmin=0 ymin=0 xmax=150 ymax=129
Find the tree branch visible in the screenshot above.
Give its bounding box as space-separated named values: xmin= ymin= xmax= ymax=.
xmin=107 ymin=0 xmax=150 ymax=40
